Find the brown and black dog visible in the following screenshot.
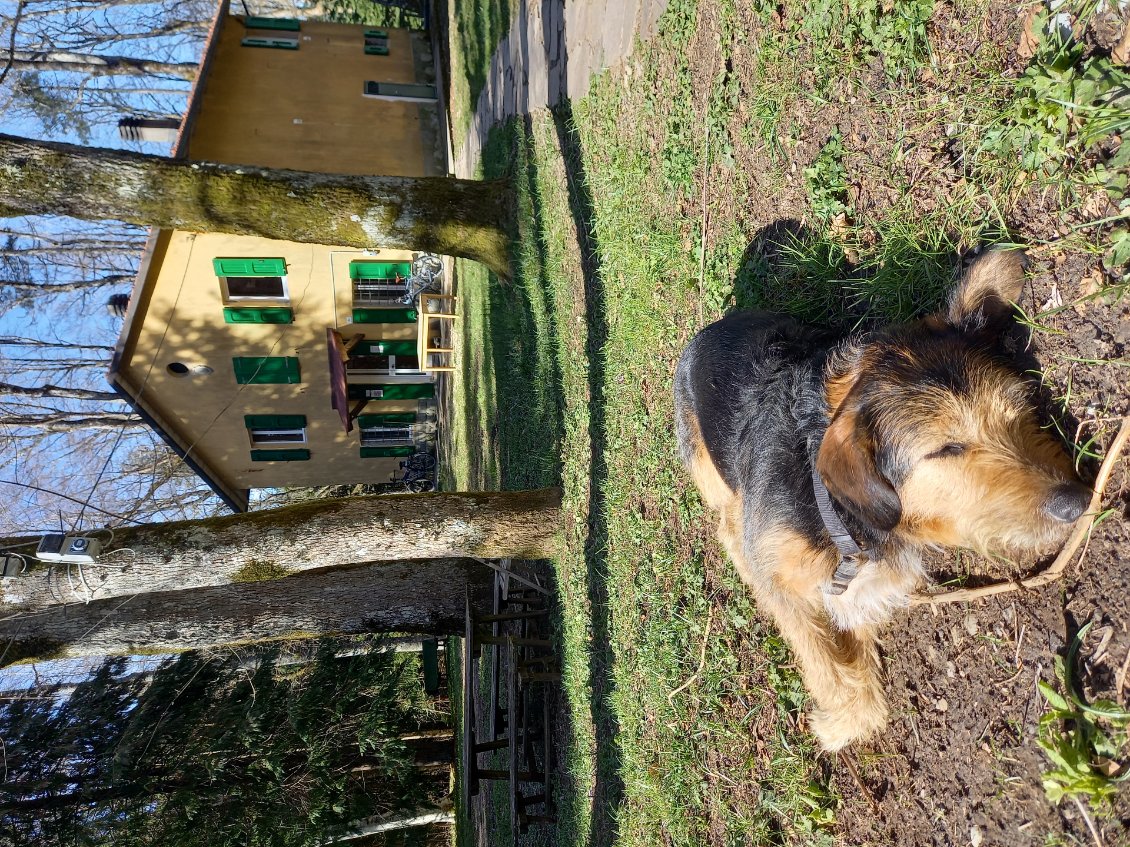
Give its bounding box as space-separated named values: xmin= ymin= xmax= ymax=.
xmin=674 ymin=249 xmax=1090 ymax=750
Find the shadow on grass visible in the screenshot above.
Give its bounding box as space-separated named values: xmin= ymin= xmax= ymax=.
xmin=470 ymin=111 xmax=624 ymax=847
xmin=547 ymin=100 xmax=624 ymax=847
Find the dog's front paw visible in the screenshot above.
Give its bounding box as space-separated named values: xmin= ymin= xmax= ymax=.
xmin=810 ymin=694 xmax=889 ymax=752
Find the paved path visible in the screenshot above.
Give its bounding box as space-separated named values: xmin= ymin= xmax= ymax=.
xmin=454 ymin=0 xmax=669 ymax=178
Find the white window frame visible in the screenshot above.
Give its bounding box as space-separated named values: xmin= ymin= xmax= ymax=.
xmin=248 ymin=426 xmax=307 ymax=446
xmin=221 ymin=275 xmax=290 ymax=303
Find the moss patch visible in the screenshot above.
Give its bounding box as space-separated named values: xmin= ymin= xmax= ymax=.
xmin=231 ymin=558 xmax=291 ymax=583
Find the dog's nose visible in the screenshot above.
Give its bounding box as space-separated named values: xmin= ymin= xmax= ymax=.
xmin=1042 ymin=483 xmax=1090 ymax=523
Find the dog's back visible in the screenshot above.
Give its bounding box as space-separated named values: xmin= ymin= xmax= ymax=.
xmin=674 ymin=311 xmax=831 ymax=523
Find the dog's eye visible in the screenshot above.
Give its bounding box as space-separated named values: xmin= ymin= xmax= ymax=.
xmin=926 ymin=443 xmax=967 ymax=459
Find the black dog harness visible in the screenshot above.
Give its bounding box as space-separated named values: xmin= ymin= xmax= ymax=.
xmin=811 ymin=465 xmax=871 ymax=595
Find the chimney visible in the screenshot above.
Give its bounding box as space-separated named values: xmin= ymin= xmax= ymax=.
xmin=118 ymin=117 xmax=181 ymax=144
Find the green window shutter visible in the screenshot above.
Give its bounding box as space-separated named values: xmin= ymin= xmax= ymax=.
xmin=251 ymin=448 xmax=310 ymax=462
xmin=355 ymin=339 xmax=416 ymax=356
xmin=357 ymin=412 xmax=417 ymax=427
xmin=214 ymin=257 xmax=287 ymax=277
xmin=232 ymin=356 xmax=301 ymax=385
xmin=349 ymin=261 xmax=411 ymax=280
xmin=241 ymin=37 xmax=299 ymax=49
xmin=348 ymin=383 xmax=434 ymax=401
xmin=364 ymin=81 xmax=438 ymax=101
xmin=360 ymin=446 xmax=415 ymax=458
xmin=245 ymin=16 xmax=300 ymax=30
xmin=353 ymin=307 xmax=417 ymax=324
xmin=244 ymin=414 xmax=306 ymax=430
xmin=364 ymin=29 xmax=388 ymax=37
xmin=223 ymin=307 xmax=293 ymax=324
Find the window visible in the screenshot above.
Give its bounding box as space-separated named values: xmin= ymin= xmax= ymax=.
xmin=363 ymin=81 xmax=438 ymax=103
xmin=232 ymin=356 xmax=301 ymax=385
xmin=214 ymin=258 xmax=289 ymax=304
xmin=246 ymin=414 xmax=307 ymax=446
xmin=242 ymin=37 xmax=298 ymax=49
xmin=357 ymin=412 xmax=415 ymax=447
xmin=350 ymin=261 xmax=411 ymax=307
xmin=347 ymin=340 xmax=421 ymax=375
xmin=359 ymin=425 xmax=411 ymax=446
xmin=364 ymin=29 xmax=389 ymax=55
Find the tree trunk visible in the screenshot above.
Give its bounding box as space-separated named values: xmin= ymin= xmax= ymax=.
xmin=0 ymin=558 xmax=492 ymax=665
xmin=0 ymin=49 xmax=199 ymax=80
xmin=0 ymin=489 xmax=562 ymax=612
xmin=0 ymin=134 xmax=513 ymax=276
xmin=327 ymin=809 xmax=456 ymax=844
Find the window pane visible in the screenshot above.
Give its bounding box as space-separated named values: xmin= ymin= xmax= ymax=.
xmin=227 ymin=277 xmax=285 ymax=299
xmin=348 ymin=354 xmax=391 ymax=372
xmin=250 ymin=428 xmax=305 ymax=443
xmin=360 ymin=426 xmax=411 ymax=445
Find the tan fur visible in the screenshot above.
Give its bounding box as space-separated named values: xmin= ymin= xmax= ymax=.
xmin=682 ymin=411 xmax=735 ymax=512
xmin=947 ymin=248 xmax=1026 ymax=325
xmin=752 ymin=530 xmax=889 ymax=751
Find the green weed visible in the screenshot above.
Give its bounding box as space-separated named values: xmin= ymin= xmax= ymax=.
xmin=980 ymin=36 xmax=1130 ymax=182
xmin=1037 ymin=622 xmax=1130 ymax=810
xmin=804 ymin=131 xmax=853 ymax=223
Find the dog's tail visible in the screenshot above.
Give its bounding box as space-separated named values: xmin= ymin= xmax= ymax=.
xmin=759 ymin=589 xmax=888 ymax=751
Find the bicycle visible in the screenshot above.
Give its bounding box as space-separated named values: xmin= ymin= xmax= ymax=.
xmin=399 ymin=253 xmax=444 ymax=306
xmin=387 ymin=451 xmax=436 ymax=493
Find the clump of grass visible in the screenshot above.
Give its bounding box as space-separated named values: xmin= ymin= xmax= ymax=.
xmin=1037 ymin=621 xmax=1130 ymax=811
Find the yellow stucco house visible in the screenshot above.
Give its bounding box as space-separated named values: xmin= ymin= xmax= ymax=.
xmin=109 ymin=2 xmax=450 ymax=512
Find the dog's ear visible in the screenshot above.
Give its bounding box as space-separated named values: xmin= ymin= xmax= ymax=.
xmin=945 ymin=248 xmax=1026 ymax=334
xmin=816 ymin=406 xmax=902 ymax=532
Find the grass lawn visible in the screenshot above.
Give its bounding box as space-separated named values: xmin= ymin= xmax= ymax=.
xmin=443 ymin=1 xmax=1130 ymax=845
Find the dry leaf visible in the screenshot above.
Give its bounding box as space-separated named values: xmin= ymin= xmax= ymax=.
xmin=1018 ymin=6 xmax=1041 ymax=60
xmin=1114 ymin=22 xmax=1130 ymax=66
xmin=1074 ymin=269 xmax=1102 ymax=314
xmin=1080 ymin=268 xmax=1103 ymax=298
